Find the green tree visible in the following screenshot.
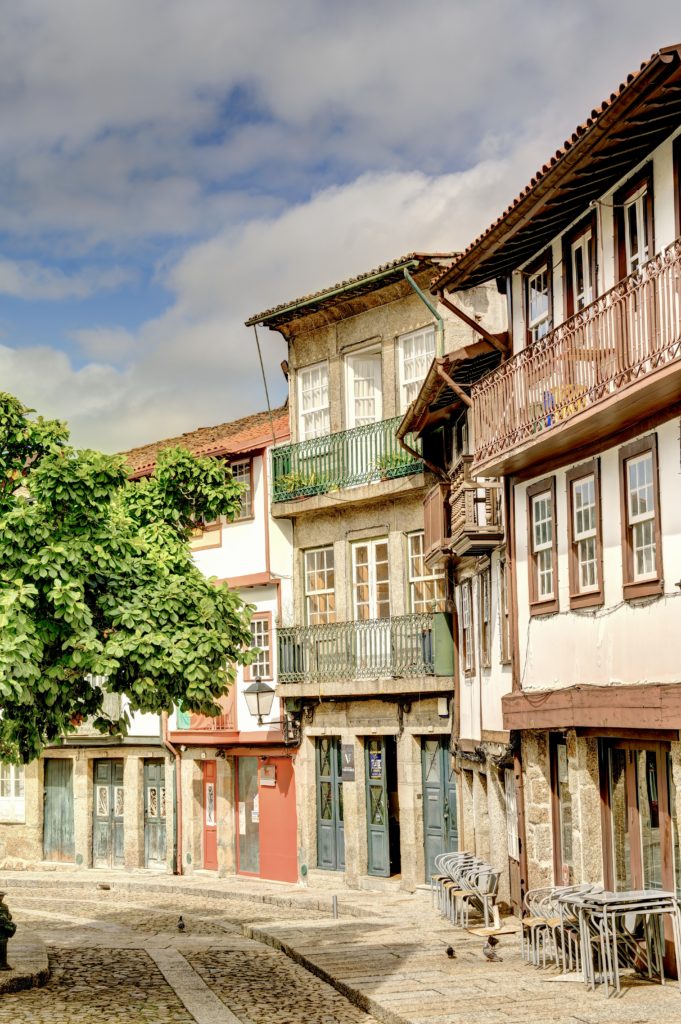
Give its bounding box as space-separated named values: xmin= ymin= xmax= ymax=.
xmin=0 ymin=392 xmax=255 ymax=763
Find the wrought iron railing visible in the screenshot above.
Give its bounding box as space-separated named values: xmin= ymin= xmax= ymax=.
xmin=277 ymin=613 xmax=435 ymax=683
xmin=271 ymin=416 xmax=423 ymax=502
xmin=472 ymin=237 xmax=681 ymax=466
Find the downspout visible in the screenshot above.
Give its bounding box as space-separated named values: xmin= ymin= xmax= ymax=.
xmin=161 ymin=712 xmax=183 ymax=875
xmin=403 ymin=268 xmax=444 ymax=357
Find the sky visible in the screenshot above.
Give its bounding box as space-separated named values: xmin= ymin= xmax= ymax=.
xmin=1 ymin=1 xmax=680 ymax=452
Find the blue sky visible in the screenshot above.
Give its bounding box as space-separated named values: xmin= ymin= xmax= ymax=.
xmin=1 ymin=0 xmax=680 ymax=451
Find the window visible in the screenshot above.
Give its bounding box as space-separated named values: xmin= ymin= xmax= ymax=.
xmin=460 ymin=579 xmax=475 ymax=675
xmin=304 ymin=547 xmax=335 ymax=624
xmin=527 ymin=477 xmax=558 ymax=615
xmin=398 ymin=326 xmax=436 ymax=412
xmin=231 ymin=459 xmax=253 ymax=520
xmin=615 ymin=166 xmax=654 ymax=281
xmin=620 ymin=435 xmax=662 ymax=599
xmin=346 ymin=349 xmax=382 ymax=427
xmin=499 ymin=556 xmax=511 ymax=665
xmin=524 ymin=254 xmax=552 ymax=344
xmin=550 ymin=737 xmax=573 ymax=884
xmin=407 ymin=532 xmax=446 ymax=613
xmin=246 ymin=614 xmax=272 ymax=680
xmin=298 ymin=362 xmax=330 ymax=440
xmin=0 ymin=763 xmax=25 ymax=823
xmin=478 ymin=568 xmax=492 ymax=668
xmin=567 ymin=460 xmax=603 ymax=609
xmin=563 ymin=215 xmax=597 ymax=317
xmin=352 ymin=539 xmax=390 ymax=620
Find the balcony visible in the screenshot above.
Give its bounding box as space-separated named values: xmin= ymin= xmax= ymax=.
xmin=472 ymin=237 xmax=681 ymax=475
xmin=449 ymin=456 xmax=504 ymax=557
xmin=277 ymin=612 xmax=454 ymax=698
xmin=271 ymin=416 xmax=425 ymax=512
xmin=173 ymin=692 xmax=237 ymax=741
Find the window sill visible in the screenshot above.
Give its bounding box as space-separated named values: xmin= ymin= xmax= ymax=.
xmin=569 ymin=590 xmax=604 ymax=610
xmin=623 ymin=578 xmax=664 ymax=601
xmin=530 ymin=598 xmax=559 ymax=617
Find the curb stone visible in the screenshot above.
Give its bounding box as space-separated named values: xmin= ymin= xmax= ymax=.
xmin=0 ymin=928 xmax=49 ymax=995
xmin=243 ymin=923 xmax=411 ymax=1024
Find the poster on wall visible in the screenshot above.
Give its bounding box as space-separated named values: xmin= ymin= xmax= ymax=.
xmin=260 ymin=764 xmax=276 ymax=787
xmin=251 ymin=794 xmax=260 ymax=824
xmin=369 ymin=751 xmax=382 ymax=779
xmin=238 ymin=802 xmax=246 ymax=836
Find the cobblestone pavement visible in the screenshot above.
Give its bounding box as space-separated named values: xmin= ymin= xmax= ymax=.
xmin=0 ymin=882 xmax=381 ymax=1024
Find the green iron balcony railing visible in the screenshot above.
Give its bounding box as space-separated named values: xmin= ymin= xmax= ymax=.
xmin=277 ymin=612 xmax=454 ymax=684
xmin=271 ymin=416 xmax=423 ymax=502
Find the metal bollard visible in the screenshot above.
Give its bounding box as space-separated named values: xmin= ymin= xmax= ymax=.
xmin=332 ymin=895 xmax=338 ymax=919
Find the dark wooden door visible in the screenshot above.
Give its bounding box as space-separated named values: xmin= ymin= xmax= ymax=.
xmin=144 ymin=759 xmax=166 ymax=869
xmin=316 ymin=738 xmax=345 ymax=871
xmin=203 ymin=760 xmax=217 ymax=871
xmin=422 ymin=738 xmax=458 ymax=882
xmin=93 ymin=759 xmax=125 ymax=868
xmin=43 ymin=759 xmax=75 ymax=862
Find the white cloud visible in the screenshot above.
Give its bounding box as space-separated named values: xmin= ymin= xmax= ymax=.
xmin=0 ymin=258 xmax=131 ymax=300
xmin=69 ymin=326 xmax=137 ymax=362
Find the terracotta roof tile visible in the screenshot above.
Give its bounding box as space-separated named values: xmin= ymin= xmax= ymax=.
xmin=431 ymin=44 xmax=681 ymax=292
xmin=123 ymin=405 xmax=290 ymax=478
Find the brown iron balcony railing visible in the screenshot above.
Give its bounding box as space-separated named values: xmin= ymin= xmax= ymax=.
xmin=277 ymin=612 xmax=455 ymax=684
xmin=472 ymin=237 xmax=681 ymax=469
xmin=175 ymin=692 xmax=236 ymax=732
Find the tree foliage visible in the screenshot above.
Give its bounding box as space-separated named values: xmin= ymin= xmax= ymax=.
xmin=0 ymin=392 xmax=255 ymax=763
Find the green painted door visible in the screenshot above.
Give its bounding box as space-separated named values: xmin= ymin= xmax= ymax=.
xmin=365 ymin=737 xmax=396 ymax=877
xmin=422 ymin=738 xmax=458 ymax=882
xmin=43 ymin=759 xmax=75 ymax=862
xmin=93 ymin=759 xmax=125 ymax=868
xmin=316 ymin=738 xmax=345 ymax=871
xmin=144 ymin=759 xmax=166 ymax=869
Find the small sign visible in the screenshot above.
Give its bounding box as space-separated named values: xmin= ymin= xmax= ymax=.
xmin=260 ymin=764 xmax=276 ymax=787
xmin=341 ymin=744 xmax=355 ymax=782
xmin=369 ymin=751 xmax=383 ymax=780
xmin=251 ymin=794 xmax=259 ymax=824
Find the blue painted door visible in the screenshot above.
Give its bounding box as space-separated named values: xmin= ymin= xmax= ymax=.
xmin=316 ymin=738 xmax=345 ymax=870
xmin=93 ymin=759 xmax=125 ymax=868
xmin=43 ymin=759 xmax=75 ymax=862
xmin=422 ymin=738 xmax=458 ymax=882
xmin=365 ymin=737 xmax=400 ymax=877
xmin=144 ymin=759 xmax=166 ymax=869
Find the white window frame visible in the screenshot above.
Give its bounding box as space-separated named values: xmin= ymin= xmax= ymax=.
xmin=572 ymin=475 xmax=598 ymax=593
xmin=624 ymin=186 xmax=649 ymax=275
xmin=248 ymin=615 xmax=272 ymax=680
xmin=527 ymin=266 xmax=550 ymax=342
xmin=304 ymin=547 xmax=335 ymax=625
xmin=505 ymin=767 xmax=520 ymax=860
xmin=626 ymin=452 xmax=656 ymax=581
xmin=345 ymin=346 xmax=383 ymax=428
xmin=0 ymin=763 xmax=25 ymax=823
xmin=231 ymin=458 xmax=253 ymax=520
xmin=398 ymin=325 xmax=436 ymax=413
xmin=406 ymin=531 xmax=446 ymax=613
xmin=532 ymin=491 xmax=554 ymax=600
xmin=461 ymin=579 xmax=474 ymax=674
xmin=571 ymin=230 xmax=594 ymax=311
xmin=352 ymin=538 xmax=391 ymax=621
xmin=479 ymin=568 xmax=492 ymax=668
xmin=297 ymin=361 xmax=330 ymax=441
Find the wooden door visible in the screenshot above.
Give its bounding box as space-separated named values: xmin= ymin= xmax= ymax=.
xmin=316 ymin=738 xmax=344 ymax=871
xmin=203 ymin=759 xmax=218 ymax=871
xmin=422 ymin=739 xmax=458 ymax=882
xmin=144 ymin=759 xmax=166 ymax=869
xmin=93 ymin=759 xmax=125 ymax=868
xmin=259 ymin=756 xmax=298 ymax=883
xmin=43 ymin=759 xmax=75 ymax=862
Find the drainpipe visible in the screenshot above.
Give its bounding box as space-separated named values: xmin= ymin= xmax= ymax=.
xmin=403 ymin=268 xmax=444 ymax=356
xmin=161 ymin=712 xmax=183 ymax=876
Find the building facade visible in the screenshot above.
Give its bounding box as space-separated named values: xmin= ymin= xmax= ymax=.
xmin=436 ymin=44 xmax=681 ymax=903
xmin=126 ymin=406 xmax=298 ymax=882
xmin=248 ymin=253 xmax=505 ymax=890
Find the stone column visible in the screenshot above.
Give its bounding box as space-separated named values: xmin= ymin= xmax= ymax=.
xmin=486 ymin=766 xmax=511 ymax=908
xmin=522 ymin=732 xmax=552 ymax=889
xmin=396 ymin=731 xmax=423 ymax=891
xmin=295 ymin=732 xmax=317 ymax=876
xmin=342 ymin=734 xmax=367 ymax=887
xmin=217 ymin=755 xmax=235 ymax=877
xmin=73 ymin=753 xmax=91 ymax=868
xmin=473 ymin=768 xmax=491 ymax=861
xmin=573 ymin=733 xmax=604 ymax=885
xmin=123 ymin=754 xmax=144 ymax=869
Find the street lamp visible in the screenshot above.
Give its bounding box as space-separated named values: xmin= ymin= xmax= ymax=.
xmin=243 ymin=677 xmax=275 ymax=725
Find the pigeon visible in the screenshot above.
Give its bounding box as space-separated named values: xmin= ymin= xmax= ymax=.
xmin=445 ymin=945 xmax=456 ymax=959
xmin=483 ymin=935 xmax=502 ymax=962
xmin=177 ymin=915 xmax=186 ymax=932
xmin=97 ymin=883 xmax=110 ymax=891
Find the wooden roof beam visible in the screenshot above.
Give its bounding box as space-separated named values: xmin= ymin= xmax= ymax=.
xmin=438 ymin=293 xmax=508 ymax=354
